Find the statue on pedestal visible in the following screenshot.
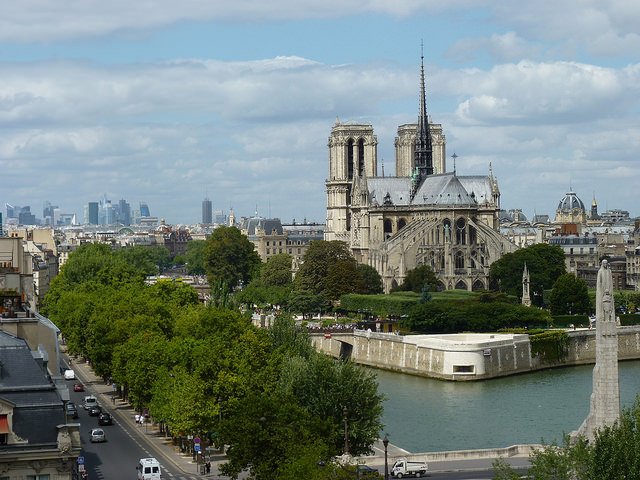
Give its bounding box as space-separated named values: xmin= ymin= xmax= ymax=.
xmin=574 ymin=259 xmax=620 ymax=442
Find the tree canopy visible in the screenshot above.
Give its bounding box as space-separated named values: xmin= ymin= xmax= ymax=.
xmin=549 ymin=273 xmax=591 ymax=315
xmin=204 ymin=226 xmax=261 ymax=290
xmin=395 ymin=265 xmax=438 ymax=293
xmin=182 ymin=239 xmax=208 ymax=275
xmin=44 ymin=245 xmax=384 ymax=480
xmin=294 ymin=241 xmax=358 ymax=300
xmin=489 ymin=243 xmax=566 ymax=304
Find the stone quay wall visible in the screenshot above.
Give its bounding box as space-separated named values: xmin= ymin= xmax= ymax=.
xmin=311 ymin=326 xmax=640 ymax=381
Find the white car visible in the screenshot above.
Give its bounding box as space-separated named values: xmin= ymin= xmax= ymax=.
xmin=89 ymin=428 xmax=106 ymax=443
xmin=64 ymin=369 xmax=76 ymax=380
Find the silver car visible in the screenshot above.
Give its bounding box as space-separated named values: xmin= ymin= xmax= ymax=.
xmin=89 ymin=428 xmax=106 ymax=443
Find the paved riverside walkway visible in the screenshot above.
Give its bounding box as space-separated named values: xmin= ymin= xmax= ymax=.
xmin=67 ymin=352 xmax=531 ymax=478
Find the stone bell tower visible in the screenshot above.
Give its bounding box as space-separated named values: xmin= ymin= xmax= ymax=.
xmin=325 ymin=121 xmax=377 ymax=241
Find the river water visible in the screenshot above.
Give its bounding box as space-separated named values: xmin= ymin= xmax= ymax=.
xmin=374 ymin=360 xmax=640 ymax=453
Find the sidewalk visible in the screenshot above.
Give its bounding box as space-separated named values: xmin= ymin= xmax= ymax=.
xmin=68 ymin=354 xmax=223 ymax=478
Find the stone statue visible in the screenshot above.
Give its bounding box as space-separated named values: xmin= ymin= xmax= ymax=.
xmin=597 ymin=259 xmax=614 ymax=322
xmin=57 ymin=426 xmax=73 ymax=454
xmin=573 ymin=259 xmax=620 ymax=443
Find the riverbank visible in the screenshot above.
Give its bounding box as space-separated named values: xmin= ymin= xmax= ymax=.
xmin=312 ymin=325 xmax=640 ymax=380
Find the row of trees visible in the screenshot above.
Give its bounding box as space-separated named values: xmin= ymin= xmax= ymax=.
xmin=43 ymin=243 xmax=384 ymax=480
xmin=180 ymin=229 xmax=383 ymax=313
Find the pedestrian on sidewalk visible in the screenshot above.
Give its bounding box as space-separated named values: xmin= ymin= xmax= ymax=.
xmin=206 ymin=461 xmax=211 ymax=474
xmin=135 ymin=413 xmax=141 ymax=424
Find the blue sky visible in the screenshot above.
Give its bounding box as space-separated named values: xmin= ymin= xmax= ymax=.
xmin=1 ymin=1 xmax=638 ymax=224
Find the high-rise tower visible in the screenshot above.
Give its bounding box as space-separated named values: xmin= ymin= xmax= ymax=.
xmin=202 ymin=198 xmax=213 ymax=224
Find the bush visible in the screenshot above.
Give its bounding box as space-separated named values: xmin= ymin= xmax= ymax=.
xmin=551 ymin=314 xmax=589 ymax=328
xmin=530 ymin=331 xmax=569 ymax=363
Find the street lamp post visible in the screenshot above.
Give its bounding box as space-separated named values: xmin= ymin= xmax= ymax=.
xmin=383 ymin=435 xmax=389 ymax=480
xmin=342 ymin=406 xmax=349 ymax=456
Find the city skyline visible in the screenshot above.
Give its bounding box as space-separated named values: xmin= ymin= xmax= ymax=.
xmin=1 ymin=1 xmax=638 ymax=224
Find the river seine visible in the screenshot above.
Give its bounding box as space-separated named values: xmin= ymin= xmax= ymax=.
xmin=374 ymin=359 xmax=640 ymax=453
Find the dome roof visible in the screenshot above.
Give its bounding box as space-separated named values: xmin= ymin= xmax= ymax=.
xmin=557 ymin=191 xmax=585 ymax=212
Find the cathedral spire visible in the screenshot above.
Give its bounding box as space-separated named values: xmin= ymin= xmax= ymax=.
xmin=415 ymin=41 xmax=434 ymax=182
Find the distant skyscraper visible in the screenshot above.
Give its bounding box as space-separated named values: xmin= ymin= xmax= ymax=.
xmin=5 ymin=204 xmax=16 ymax=220
xmin=102 ymin=201 xmax=115 ymax=225
xmin=18 ymin=206 xmax=36 ymax=225
xmin=43 ymin=201 xmax=58 ymax=226
xmin=139 ymin=202 xmax=150 ymax=217
xmin=0 ymin=212 xmax=3 ymax=237
xmin=87 ymin=202 xmax=99 ymax=225
xmin=202 ymin=198 xmax=212 ymax=224
xmin=118 ymin=199 xmax=131 ymax=226
xmin=213 ymin=210 xmax=226 ymax=225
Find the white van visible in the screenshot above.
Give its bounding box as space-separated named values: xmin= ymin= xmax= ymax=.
xmin=137 ymin=457 xmax=162 ymax=480
xmin=82 ymin=395 xmax=98 ymax=410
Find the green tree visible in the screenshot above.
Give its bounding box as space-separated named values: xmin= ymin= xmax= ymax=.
xmin=294 ymin=241 xmax=358 ymax=300
xmin=288 ymin=291 xmax=329 ymax=318
xmin=356 ymin=264 xmax=384 ymax=294
xmin=396 ymin=265 xmax=438 ymax=293
xmin=220 ymin=323 xmax=384 ymax=480
xmin=276 ymin=353 xmax=384 ymax=456
xmin=549 ymin=273 xmax=591 ymax=315
xmin=260 ymin=253 xmax=293 ymax=287
xmin=204 ymin=226 xmax=261 ymax=290
xmin=183 ymin=239 xmax=208 ymax=275
xmin=116 ymin=245 xmax=172 ymax=275
xmin=490 ymin=243 xmax=566 ymax=304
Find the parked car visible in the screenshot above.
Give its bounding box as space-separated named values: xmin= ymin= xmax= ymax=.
xmin=98 ymin=412 xmax=113 ymax=426
xmin=73 ymin=383 xmax=84 ymax=392
xmin=64 ymin=369 xmax=76 ymax=380
xmin=356 ymin=464 xmax=380 ymax=478
xmin=89 ymin=405 xmax=103 ymax=417
xmin=89 ymin=428 xmax=106 ymax=443
xmin=65 ymin=402 xmax=78 ymax=419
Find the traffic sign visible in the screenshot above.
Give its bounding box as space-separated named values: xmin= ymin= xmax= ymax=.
xmin=193 ymin=436 xmax=201 ymax=444
xmin=77 ymin=456 xmax=85 ymax=465
xmin=194 ymin=444 xmax=201 ymax=453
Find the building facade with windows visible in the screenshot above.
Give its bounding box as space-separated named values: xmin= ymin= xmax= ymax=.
xmin=0 ymin=324 xmax=81 ymax=479
xmin=241 ymin=218 xmax=324 ymax=268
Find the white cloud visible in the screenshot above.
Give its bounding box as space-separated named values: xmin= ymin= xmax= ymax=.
xmin=447 ymin=61 xmax=638 ymax=125
xmin=0 ymin=0 xmax=478 ymax=42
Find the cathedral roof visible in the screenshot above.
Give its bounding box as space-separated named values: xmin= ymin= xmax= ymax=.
xmin=457 ymin=176 xmax=494 ymax=205
xmin=367 ymin=172 xmax=491 ymax=208
xmin=413 ymin=173 xmax=477 ymax=206
xmin=367 ymin=177 xmax=413 ymax=206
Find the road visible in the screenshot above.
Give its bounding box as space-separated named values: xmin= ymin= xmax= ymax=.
xmin=67 ymin=373 xmax=206 ymax=480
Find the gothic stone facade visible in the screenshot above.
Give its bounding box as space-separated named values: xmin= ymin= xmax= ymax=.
xmin=325 ymin=120 xmax=516 ymax=292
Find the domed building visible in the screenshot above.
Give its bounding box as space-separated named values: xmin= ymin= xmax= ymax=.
xmin=555 ymin=191 xmax=587 ymax=224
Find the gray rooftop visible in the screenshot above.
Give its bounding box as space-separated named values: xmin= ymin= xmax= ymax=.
xmin=367 ymin=172 xmax=491 ymax=208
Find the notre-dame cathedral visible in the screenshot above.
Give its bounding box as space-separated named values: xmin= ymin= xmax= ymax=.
xmin=325 ymin=56 xmax=517 ymax=292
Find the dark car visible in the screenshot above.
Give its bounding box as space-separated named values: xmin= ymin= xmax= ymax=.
xmin=88 ymin=405 xmax=102 ymax=416
xmin=65 ymin=402 xmax=78 ymax=419
xmin=98 ymin=412 xmax=113 ymax=426
xmin=356 ymin=464 xmax=380 ymax=478
xmin=73 ymin=382 xmax=85 ymax=392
